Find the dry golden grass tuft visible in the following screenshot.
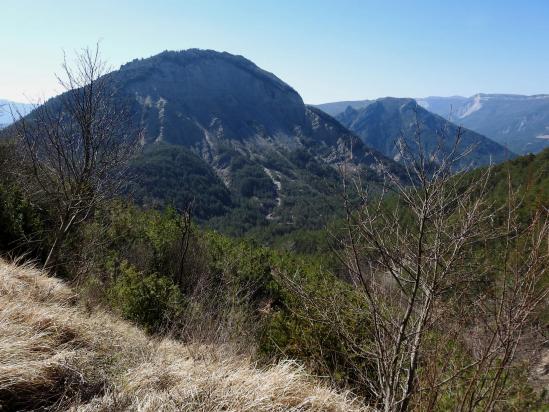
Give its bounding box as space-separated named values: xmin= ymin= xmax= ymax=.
xmin=0 ymin=259 xmax=369 ymax=411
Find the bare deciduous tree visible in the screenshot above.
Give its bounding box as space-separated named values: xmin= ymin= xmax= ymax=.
xmin=277 ymin=125 xmax=548 ymax=411
xmin=14 ymin=45 xmax=140 ymax=269
xmin=337 ymin=128 xmax=548 ymax=411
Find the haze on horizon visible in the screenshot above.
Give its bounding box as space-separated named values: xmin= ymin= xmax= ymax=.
xmin=2 ymin=0 xmax=549 ymax=104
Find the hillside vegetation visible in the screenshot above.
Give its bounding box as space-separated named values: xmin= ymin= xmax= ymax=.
xmin=0 ymin=258 xmax=367 ymax=412
xmin=1 ymin=48 xmax=547 ymax=411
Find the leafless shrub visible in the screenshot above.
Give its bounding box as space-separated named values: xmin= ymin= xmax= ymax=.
xmin=278 ymin=124 xmax=547 ymax=411
xmin=338 ymin=125 xmax=547 ymax=411
xmin=13 ymin=45 xmax=141 ymax=269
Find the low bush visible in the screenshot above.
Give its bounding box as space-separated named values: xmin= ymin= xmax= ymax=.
xmin=108 ymin=260 xmax=185 ymax=333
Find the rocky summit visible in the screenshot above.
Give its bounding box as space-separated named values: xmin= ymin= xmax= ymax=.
xmin=336 ymin=97 xmax=513 ymax=167
xmin=88 ymin=49 xmax=399 ymax=230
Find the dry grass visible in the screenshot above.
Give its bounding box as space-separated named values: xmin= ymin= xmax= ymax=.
xmin=0 ymin=258 xmax=369 ymax=411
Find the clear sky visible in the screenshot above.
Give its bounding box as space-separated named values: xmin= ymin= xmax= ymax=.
xmin=2 ymin=0 xmax=549 ymax=104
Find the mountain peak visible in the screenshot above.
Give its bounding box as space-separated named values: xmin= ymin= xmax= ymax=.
xmin=418 ymin=94 xmax=549 ymax=153
xmin=373 ymin=97 xmax=417 ymax=110
xmin=336 ymin=96 xmax=513 ymax=167
xmin=81 ymin=51 xmax=401 ymax=226
xmin=118 ymin=49 xmax=297 ymax=95
xmin=106 ymin=48 xmax=310 ymax=148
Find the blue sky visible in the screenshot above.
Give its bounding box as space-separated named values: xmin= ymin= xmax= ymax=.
xmin=2 ymin=0 xmax=549 ymax=103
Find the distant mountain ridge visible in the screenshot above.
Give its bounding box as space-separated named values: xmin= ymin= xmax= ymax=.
xmin=335 ymin=97 xmax=512 ymax=167
xmin=314 ymin=99 xmax=372 ymax=117
xmin=316 ymin=94 xmax=549 ymax=155
xmin=413 ymin=96 xmax=469 ymax=117
xmin=0 ymin=99 xmax=33 ymax=128
xmin=417 ymin=94 xmax=549 ymax=154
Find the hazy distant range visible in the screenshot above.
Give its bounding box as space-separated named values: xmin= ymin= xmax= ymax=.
xmin=3 ymin=91 xmax=548 ymax=154
xmin=0 ymin=99 xmax=34 ymax=128
xmin=315 ymin=94 xmax=549 ymax=154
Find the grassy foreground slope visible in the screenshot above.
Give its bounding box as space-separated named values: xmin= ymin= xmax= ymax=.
xmin=0 ymin=259 xmax=367 ymax=412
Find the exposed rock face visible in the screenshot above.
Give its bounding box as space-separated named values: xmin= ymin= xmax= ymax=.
xmin=108 ymin=50 xmax=389 ymax=172
xmin=337 ymin=97 xmax=514 ymax=167
xmin=98 ymin=49 xmax=399 ymax=226
xmin=417 ymin=94 xmax=549 ymax=154
xmin=9 ymin=49 xmax=400 ymax=228
xmin=115 ymin=50 xmax=307 ymax=147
